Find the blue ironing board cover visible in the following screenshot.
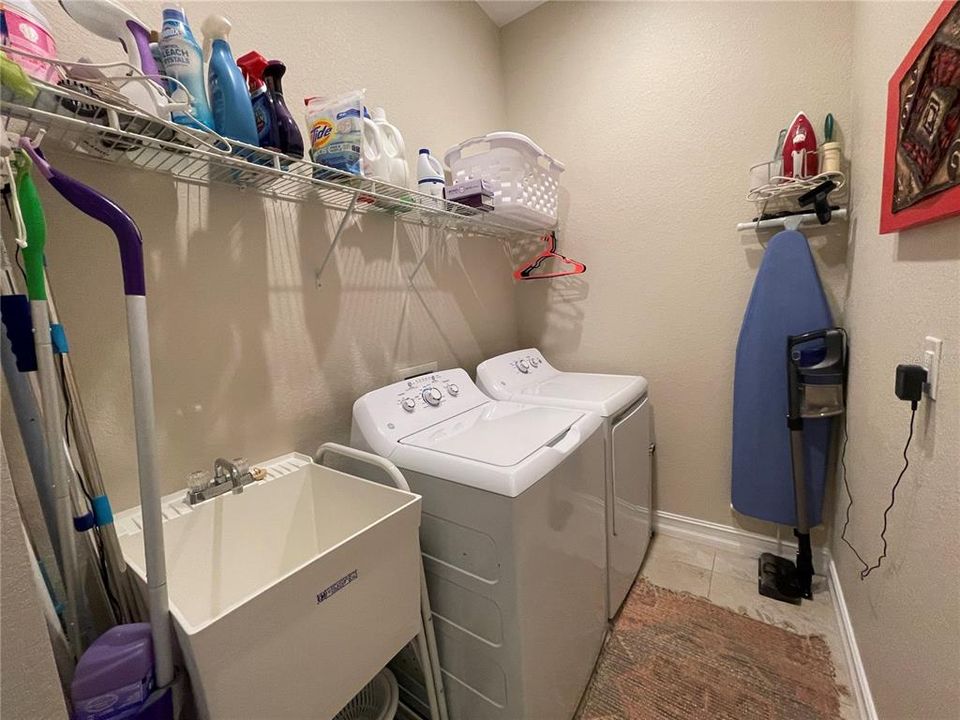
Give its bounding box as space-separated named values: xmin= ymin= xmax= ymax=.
xmin=732 ymin=229 xmax=834 ymax=526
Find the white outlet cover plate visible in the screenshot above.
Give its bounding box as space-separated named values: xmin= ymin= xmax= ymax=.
xmin=922 ymin=336 xmax=942 ymax=401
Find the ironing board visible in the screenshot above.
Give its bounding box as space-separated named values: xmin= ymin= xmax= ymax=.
xmin=732 ymin=229 xmax=833 ymax=526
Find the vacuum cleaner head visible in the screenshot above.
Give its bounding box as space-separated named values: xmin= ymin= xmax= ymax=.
xmin=758 ymin=552 xmax=803 ymax=605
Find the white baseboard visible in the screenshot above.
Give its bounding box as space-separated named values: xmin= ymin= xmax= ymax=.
xmin=653 ymin=509 xmax=831 ymax=569
xmin=653 ymin=510 xmax=875 ymax=720
xmin=828 ymin=559 xmax=878 ymax=720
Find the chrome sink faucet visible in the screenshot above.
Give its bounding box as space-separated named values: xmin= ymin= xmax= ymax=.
xmin=214 ymin=457 xmax=244 ymax=493
xmin=186 ymin=456 xmax=255 ymax=505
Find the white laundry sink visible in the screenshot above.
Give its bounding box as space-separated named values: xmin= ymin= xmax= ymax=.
xmin=118 ymin=458 xmax=422 ymax=719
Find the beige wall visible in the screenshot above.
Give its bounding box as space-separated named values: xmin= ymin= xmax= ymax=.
xmin=501 ymin=2 xmax=854 ymax=531
xmin=1 ymin=440 xmax=68 ymax=719
xmin=834 ymin=3 xmax=960 ymax=718
xmin=3 ymin=1 xmax=516 ymax=510
xmin=3 ymin=3 xmax=958 ymax=716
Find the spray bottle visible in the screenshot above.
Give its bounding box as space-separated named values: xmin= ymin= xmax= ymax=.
xmin=262 ymin=60 xmax=303 ymax=158
xmin=201 ymin=15 xmax=258 ymax=146
xmin=236 ymin=50 xmax=279 ymax=151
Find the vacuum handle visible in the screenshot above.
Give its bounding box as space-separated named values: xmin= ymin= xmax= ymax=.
xmin=20 ymin=140 xmax=146 ymax=296
xmin=788 ymin=327 xmax=845 ymax=373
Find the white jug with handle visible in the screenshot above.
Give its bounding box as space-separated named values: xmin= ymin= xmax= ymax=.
xmin=370 ymin=107 xmax=408 ymax=187
xmin=362 ymin=107 xmax=389 ymax=181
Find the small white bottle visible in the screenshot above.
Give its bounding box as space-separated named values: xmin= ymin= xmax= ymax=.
xmin=417 ymin=148 xmax=445 ymax=201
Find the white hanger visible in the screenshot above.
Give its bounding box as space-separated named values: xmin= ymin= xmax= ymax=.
xmin=0 ymin=126 xmax=31 ymax=249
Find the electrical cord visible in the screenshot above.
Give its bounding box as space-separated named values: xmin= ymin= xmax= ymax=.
xmin=59 ymin=355 xmax=94 ymax=506
xmin=858 ymin=404 xmax=918 ymax=580
xmin=58 ymin=354 xmax=123 ymax=618
xmin=3 ymin=195 xmax=28 ymax=284
xmin=838 ymin=410 xmax=871 ymax=575
xmin=14 ymin=245 xmax=27 ymax=284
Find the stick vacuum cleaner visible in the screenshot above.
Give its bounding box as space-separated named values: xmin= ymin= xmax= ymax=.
xmin=759 ymin=327 xmax=847 ymax=604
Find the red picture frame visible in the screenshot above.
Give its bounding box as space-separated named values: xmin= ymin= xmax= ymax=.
xmin=880 ymin=0 xmax=960 ymax=234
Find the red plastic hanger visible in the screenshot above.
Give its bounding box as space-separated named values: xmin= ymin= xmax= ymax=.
xmin=513 ymin=232 xmax=586 ymax=280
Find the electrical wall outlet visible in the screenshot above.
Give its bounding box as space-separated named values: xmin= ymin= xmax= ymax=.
xmin=392 ymin=361 xmax=438 ymax=382
xmin=921 ymin=336 xmax=942 ymax=401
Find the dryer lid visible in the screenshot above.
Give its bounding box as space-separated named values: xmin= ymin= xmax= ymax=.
xmin=400 ymin=402 xmax=585 ymax=467
xmin=476 ymin=349 xmax=648 ymax=417
xmin=517 ymin=373 xmax=648 ymax=417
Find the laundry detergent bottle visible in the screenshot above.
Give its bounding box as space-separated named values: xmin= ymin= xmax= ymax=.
xmin=201 ymin=14 xmax=258 ymax=146
xmin=237 ymin=50 xmax=279 ymax=151
xmin=362 ymin=107 xmax=388 ymax=181
xmin=159 ymin=4 xmax=213 ymax=130
xmin=370 ymin=107 xmax=408 ymax=187
xmin=262 ymin=60 xmax=303 ymax=158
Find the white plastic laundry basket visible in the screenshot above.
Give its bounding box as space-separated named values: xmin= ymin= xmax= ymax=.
xmin=444 ymin=132 xmax=564 ymax=230
xmin=333 ymin=667 xmax=399 ymax=720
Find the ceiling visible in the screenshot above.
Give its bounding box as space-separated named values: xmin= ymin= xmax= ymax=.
xmin=476 ymin=1 xmax=547 ymax=27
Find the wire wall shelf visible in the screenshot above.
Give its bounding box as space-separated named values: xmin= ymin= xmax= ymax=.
xmin=1 ymin=77 xmax=546 ymax=241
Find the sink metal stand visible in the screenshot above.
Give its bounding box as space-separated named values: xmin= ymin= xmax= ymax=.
xmin=314 ymin=443 xmax=449 ymax=720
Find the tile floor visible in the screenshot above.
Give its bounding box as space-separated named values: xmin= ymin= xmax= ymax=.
xmin=639 ymin=533 xmax=860 ymax=720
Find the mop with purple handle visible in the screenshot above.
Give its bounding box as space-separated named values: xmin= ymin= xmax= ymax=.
xmin=21 ymin=139 xmax=176 ymax=719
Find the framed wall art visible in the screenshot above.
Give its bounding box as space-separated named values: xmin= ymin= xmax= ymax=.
xmin=881 ymin=1 xmax=960 ymax=233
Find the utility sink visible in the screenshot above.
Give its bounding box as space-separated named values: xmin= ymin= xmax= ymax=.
xmin=118 ymin=455 xmax=422 ymax=719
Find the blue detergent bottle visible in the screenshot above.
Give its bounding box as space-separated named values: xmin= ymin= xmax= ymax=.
xmin=201 ymin=14 xmax=258 ymax=146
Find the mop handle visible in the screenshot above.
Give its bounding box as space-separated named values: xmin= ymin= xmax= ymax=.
xmin=18 ymin=141 xmax=146 ymax=296
xmin=19 ymin=139 xmax=174 ymax=688
xmin=12 ymin=163 xmax=46 ymax=301
xmin=14 ymin=157 xmax=84 ymax=659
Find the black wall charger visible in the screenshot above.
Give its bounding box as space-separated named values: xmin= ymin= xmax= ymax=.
xmin=895 ymin=364 xmax=928 ymax=408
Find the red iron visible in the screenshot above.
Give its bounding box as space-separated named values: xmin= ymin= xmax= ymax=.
xmin=782 ymin=112 xmax=819 ymax=179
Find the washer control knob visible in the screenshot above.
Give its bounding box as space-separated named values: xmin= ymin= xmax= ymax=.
xmin=529 ymin=358 xmax=540 ymax=368
xmin=401 ymin=397 xmax=417 ymax=412
xmin=422 ymin=387 xmax=442 ymax=406
xmin=447 ymin=384 xmax=460 ymax=396
xmin=517 ymin=360 xmax=530 ymax=373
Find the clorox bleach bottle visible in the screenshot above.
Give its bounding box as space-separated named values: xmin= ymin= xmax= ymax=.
xmin=370 ymin=107 xmax=408 ymax=187
xmin=417 ymin=148 xmax=444 ymax=199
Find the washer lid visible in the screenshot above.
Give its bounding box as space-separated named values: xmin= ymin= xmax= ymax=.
xmin=400 ymin=402 xmax=585 ymax=467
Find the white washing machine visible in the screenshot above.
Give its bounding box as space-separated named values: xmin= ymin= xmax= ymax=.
xmin=477 ymin=349 xmax=653 ymax=619
xmin=350 ymin=368 xmax=607 ymax=720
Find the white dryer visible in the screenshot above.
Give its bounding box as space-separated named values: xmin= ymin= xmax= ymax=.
xmin=351 ymin=369 xmax=606 ymax=720
xmin=477 ymin=349 xmax=653 ymax=619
